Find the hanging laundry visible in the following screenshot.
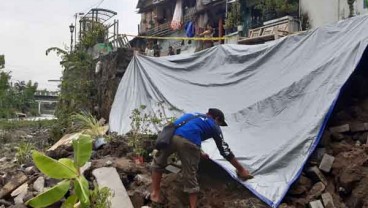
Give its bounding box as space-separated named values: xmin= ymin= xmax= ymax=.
xmin=184 ymin=21 xmax=195 ymax=37
xmin=171 ymin=0 xmax=183 ymax=30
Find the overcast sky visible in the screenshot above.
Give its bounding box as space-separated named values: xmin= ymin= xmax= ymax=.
xmin=0 ymin=0 xmax=139 ymax=91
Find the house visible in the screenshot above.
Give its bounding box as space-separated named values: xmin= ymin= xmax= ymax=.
xmin=134 ymin=0 xmax=228 ymax=56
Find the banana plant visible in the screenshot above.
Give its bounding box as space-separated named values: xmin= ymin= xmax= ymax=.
xmin=26 ymin=134 xmax=93 ymax=208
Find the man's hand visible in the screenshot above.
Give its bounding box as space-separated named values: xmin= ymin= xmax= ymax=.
xmin=200 ymin=152 xmax=209 ymax=160
xmin=236 ymin=168 xmax=253 ymax=180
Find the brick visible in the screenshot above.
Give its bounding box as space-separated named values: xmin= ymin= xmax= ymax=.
xmin=319 ymin=154 xmax=335 ymax=173
xmin=321 ymin=192 xmax=335 ymax=208
xmin=0 ymin=172 xmax=28 ymax=198
xmin=309 ymin=200 xmax=324 ymax=208
xmin=329 ymin=124 xmax=350 ymax=133
xmin=307 ymin=166 xmax=328 ymax=185
xmin=350 ymin=123 xmax=366 ymax=132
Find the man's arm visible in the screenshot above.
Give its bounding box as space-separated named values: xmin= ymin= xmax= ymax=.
xmin=213 ymin=128 xmax=253 ymax=180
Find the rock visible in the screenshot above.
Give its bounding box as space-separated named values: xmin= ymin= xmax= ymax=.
xmin=8 ymin=204 xmax=27 ymax=208
xmin=289 ymin=175 xmax=312 ymax=195
xmin=331 ymin=132 xmax=344 ymax=141
xmin=105 ymin=160 xmax=113 ymax=166
xmin=309 ymin=200 xmax=324 ymax=208
xmin=321 ymin=192 xmax=335 ymax=208
xmin=350 ymin=123 xmax=366 ymax=132
xmin=10 ymin=183 xmax=28 ymax=197
xmin=92 ymin=167 xmax=134 ymax=208
xmin=0 ymin=157 xmax=7 ymax=162
xmin=24 ymin=166 xmax=36 ymax=175
xmin=0 ymin=199 xmax=12 ymax=206
xmin=310 ymin=148 xmax=326 ymax=162
xmin=319 ymin=154 xmax=335 ymax=173
xmin=306 ymin=182 xmax=326 ymax=201
xmin=165 ymin=165 xmax=181 ymax=174
xmin=329 ymin=124 xmax=350 ymax=133
xmin=33 ymin=177 xmax=45 ymax=192
xmin=0 ymin=172 xmax=28 ymax=198
xmin=95 ymin=137 xmax=107 ymax=149
xmin=307 ymin=166 xmax=328 ymax=185
xmin=134 ymin=174 xmax=151 ymax=186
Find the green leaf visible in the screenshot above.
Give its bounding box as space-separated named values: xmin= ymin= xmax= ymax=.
xmin=73 ymin=134 xmax=92 ymax=168
xmin=32 ymin=151 xmax=78 ymax=179
xmin=74 ymin=176 xmax=90 ymax=206
xmin=58 ymin=158 xmax=78 ymax=173
xmin=61 ymin=194 xmax=78 ymax=208
xmin=26 ymin=180 xmax=70 ymax=208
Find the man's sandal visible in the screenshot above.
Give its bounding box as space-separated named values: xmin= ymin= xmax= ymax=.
xmin=143 ymin=193 xmax=165 ymax=208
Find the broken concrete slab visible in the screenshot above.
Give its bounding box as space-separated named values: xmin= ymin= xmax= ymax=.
xmin=92 ymin=167 xmax=134 ymax=208
xmin=309 ymin=200 xmax=324 ymax=208
xmin=329 ymin=124 xmax=350 ymax=133
xmin=33 ymin=176 xmax=44 ymax=193
xmin=307 ymin=166 xmax=328 ymax=185
xmin=350 ymin=123 xmax=366 ymax=132
xmin=319 ymin=154 xmax=335 ymax=173
xmin=321 ymin=192 xmax=335 ymax=208
xmin=0 ymin=172 xmax=28 ymax=198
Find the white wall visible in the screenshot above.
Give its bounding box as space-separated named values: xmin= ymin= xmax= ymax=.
xmin=301 ymin=0 xmax=368 ymax=29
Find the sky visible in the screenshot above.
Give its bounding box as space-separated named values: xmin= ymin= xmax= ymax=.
xmin=0 ymin=0 xmax=140 ymax=91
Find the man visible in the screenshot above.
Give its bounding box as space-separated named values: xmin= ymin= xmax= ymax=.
xmin=149 ymin=108 xmax=253 ymax=208
xmin=168 ymin=46 xmax=175 ymax=56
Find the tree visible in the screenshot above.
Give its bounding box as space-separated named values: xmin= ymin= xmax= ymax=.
xmin=348 ymin=0 xmax=356 ymax=17
xmin=0 ymin=55 xmax=4 ymax=69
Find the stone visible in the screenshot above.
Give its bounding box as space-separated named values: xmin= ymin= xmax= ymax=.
xmin=331 ymin=132 xmax=344 ymax=141
xmin=33 ymin=177 xmax=45 ymax=192
xmin=134 ymin=174 xmax=151 ymax=186
xmin=0 ymin=172 xmax=28 ymax=198
xmin=319 ymin=154 xmax=335 ymax=172
xmin=24 ymin=166 xmax=36 ymax=175
xmin=92 ymin=167 xmax=134 ymax=208
xmin=10 ymin=183 xmax=28 ymax=197
xmin=289 ymin=175 xmax=312 ymax=195
xmin=321 ymin=192 xmax=335 ymax=208
xmin=350 ymin=123 xmax=366 ymax=132
xmin=307 ymin=166 xmax=328 ymax=185
xmin=8 ymin=204 xmax=27 ymax=208
xmin=105 ymin=160 xmax=113 ymax=166
xmin=329 ymin=124 xmax=350 ymax=133
xmin=309 ymin=200 xmax=324 ymax=208
xmin=307 ymin=182 xmax=326 ymax=201
xmin=0 ymin=157 xmax=7 ymax=162
xmin=165 ymin=165 xmax=181 ymax=174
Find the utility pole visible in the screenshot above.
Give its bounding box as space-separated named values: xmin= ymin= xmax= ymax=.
xmin=69 ymin=23 xmax=75 ymax=52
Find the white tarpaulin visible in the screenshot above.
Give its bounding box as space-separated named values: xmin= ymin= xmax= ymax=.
xmin=110 ymin=15 xmax=368 ymax=207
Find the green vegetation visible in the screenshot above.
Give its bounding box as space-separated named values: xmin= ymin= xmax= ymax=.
xmin=26 ymin=134 xmax=100 ymax=208
xmin=0 ymin=55 xmax=4 ymax=69
xmin=15 ymin=142 xmax=35 ymax=164
xmin=253 ymin=0 xmax=299 ymax=20
xmin=0 ymin=119 xmax=55 ymax=130
xmin=128 ymin=103 xmax=177 ymax=156
xmin=0 ymin=70 xmax=38 ymax=118
xmin=71 ymin=112 xmax=106 ymax=139
xmin=90 ymin=183 xmax=113 ymax=208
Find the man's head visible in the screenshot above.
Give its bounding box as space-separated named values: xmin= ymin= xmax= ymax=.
xmin=207 ymin=108 xmax=228 ymax=126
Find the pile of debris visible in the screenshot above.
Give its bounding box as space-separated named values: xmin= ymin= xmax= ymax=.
xmin=282 ymin=99 xmax=368 ymax=206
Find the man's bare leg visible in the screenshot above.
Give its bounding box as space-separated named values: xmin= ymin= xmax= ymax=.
xmin=189 ymin=193 xmax=198 ymax=208
xmin=151 ymin=170 xmax=163 ymax=202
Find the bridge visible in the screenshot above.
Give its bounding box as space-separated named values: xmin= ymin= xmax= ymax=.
xmin=34 ymin=91 xmax=59 ymax=115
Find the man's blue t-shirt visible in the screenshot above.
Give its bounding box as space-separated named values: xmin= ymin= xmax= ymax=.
xmin=173 ymin=113 xmax=234 ymax=160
